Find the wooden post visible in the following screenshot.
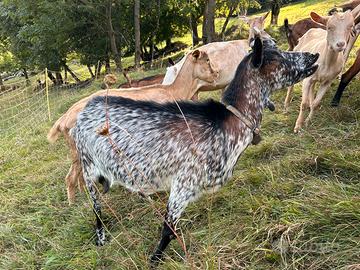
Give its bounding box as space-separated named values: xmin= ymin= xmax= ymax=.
xmin=45 ymin=68 xmax=51 ymax=121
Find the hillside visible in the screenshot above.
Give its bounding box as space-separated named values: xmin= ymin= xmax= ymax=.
xmin=1 ymin=0 xmax=359 ymax=269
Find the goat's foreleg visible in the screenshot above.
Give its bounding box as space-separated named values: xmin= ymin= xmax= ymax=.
xmin=191 ymin=92 xmax=199 ymax=101
xmin=306 ymin=81 xmax=331 ymax=126
xmin=332 ymin=49 xmax=360 ymax=106
xmin=150 ymin=218 xmax=175 ymax=264
xmin=265 ymin=98 xmax=276 ymax=111
xmin=284 ymin=85 xmax=294 ymax=112
xmin=150 ymin=182 xmax=194 ymax=264
xmin=294 ymin=79 xmax=313 ymax=133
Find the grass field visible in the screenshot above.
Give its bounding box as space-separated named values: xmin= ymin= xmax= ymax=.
xmin=1 ymin=0 xmax=360 ymax=269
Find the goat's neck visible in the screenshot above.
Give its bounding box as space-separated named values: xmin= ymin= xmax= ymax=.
xmin=223 ymin=72 xmax=267 ymax=128
xmin=164 ymin=56 xmax=198 ymax=100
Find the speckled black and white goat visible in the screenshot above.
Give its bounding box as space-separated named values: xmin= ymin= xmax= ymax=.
xmin=71 ymin=36 xmax=319 ymax=264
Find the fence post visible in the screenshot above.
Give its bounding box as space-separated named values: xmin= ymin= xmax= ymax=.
xmin=45 ymin=68 xmax=51 ymax=121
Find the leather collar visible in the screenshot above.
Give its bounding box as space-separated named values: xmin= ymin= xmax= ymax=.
xmin=222 ymin=102 xmax=262 ymax=145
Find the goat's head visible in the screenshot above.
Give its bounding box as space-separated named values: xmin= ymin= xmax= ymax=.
xmin=191 ymin=50 xmax=219 ymax=83
xmin=249 ymin=36 xmax=319 ymax=91
xmin=249 ymin=27 xmax=276 ymax=49
xmin=311 ymin=10 xmax=354 ymax=52
xmin=241 ymin=11 xmax=270 ymax=42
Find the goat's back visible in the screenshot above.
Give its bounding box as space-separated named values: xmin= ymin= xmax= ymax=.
xmin=196 ymin=40 xmax=250 ymax=91
xmin=292 ymin=18 xmax=326 ymax=45
xmin=72 ymin=96 xmax=238 ymax=194
xmin=295 ymin=28 xmax=327 ymax=53
xmin=163 ymin=40 xmax=249 ymax=90
xmin=118 ymin=74 xmax=165 ymax=88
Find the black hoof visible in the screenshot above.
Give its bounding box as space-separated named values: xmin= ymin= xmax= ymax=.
xmin=330 ymin=99 xmax=339 ymax=107
xmin=95 ymin=238 xmax=105 ymax=246
xmin=267 ymin=102 xmax=276 ymax=112
xmin=95 ymin=228 xmax=106 ymax=246
xmin=149 ymin=254 xmax=162 ymax=268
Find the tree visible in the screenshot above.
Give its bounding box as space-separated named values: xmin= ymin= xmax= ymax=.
xmin=217 ymin=0 xmax=261 ymax=40
xmin=106 ymin=0 xmax=122 ymax=72
xmin=202 ymin=0 xmax=216 ymax=44
xmin=134 ymin=0 xmax=141 ymax=69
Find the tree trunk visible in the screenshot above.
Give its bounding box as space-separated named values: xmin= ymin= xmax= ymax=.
xmin=150 ymin=40 xmax=154 ymax=64
xmin=150 ymin=0 xmax=161 ymax=67
xmin=23 ymin=68 xmax=30 ymax=85
xmin=55 ymin=72 xmax=63 ymax=85
xmin=0 ymin=74 xmax=3 ymax=86
xmin=271 ymin=1 xmax=281 ymax=25
xmin=106 ymin=0 xmax=122 ymax=72
xmin=190 ymin=14 xmax=199 ymax=46
xmin=202 ymin=0 xmax=216 ymax=44
xmin=87 ymin=65 xmax=95 ymax=78
xmin=64 ymin=64 xmax=80 ymax=83
xmin=220 ymin=6 xmax=235 ymax=40
xmin=134 ymin=0 xmax=141 ymax=69
xmin=105 ymin=57 xmax=111 ymax=74
xmin=95 ymin=62 xmax=102 ymax=79
xmin=47 ymin=71 xmax=57 ymax=84
xmin=165 ymin=38 xmax=171 ymax=49
xmin=64 ymin=68 xmax=68 ymax=82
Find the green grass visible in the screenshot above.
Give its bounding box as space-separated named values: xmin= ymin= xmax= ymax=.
xmin=1 ymin=0 xmax=360 ymax=269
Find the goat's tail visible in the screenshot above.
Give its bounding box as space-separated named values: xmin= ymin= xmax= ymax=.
xmin=284 ymin=18 xmax=291 ymax=37
xmin=47 ymin=114 xmax=65 ymax=143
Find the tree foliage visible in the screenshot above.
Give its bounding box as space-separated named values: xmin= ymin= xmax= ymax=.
xmin=0 ymin=0 xmax=270 ymax=75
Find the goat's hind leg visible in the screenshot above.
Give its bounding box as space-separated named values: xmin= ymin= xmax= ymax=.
xmin=65 ymin=162 xmax=78 ymax=205
xmin=65 ymin=132 xmax=84 ymax=204
xmin=90 ymin=183 xmax=105 ymax=246
xmin=82 ymin=163 xmax=105 ymax=246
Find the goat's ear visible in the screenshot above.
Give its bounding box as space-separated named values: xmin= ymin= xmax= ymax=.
xmin=262 ymin=11 xmax=270 ymax=21
xmin=239 ymin=16 xmax=251 ymax=25
xmin=251 ymin=36 xmax=263 ymax=68
xmin=310 ymin=11 xmax=329 ymax=25
xmin=168 ymin=58 xmax=175 ymax=66
xmin=192 ymin=49 xmax=202 ymax=60
xmin=328 ymin=7 xmax=339 ymax=16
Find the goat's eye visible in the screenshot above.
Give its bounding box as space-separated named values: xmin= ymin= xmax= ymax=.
xmin=206 ymin=59 xmax=209 ymax=63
